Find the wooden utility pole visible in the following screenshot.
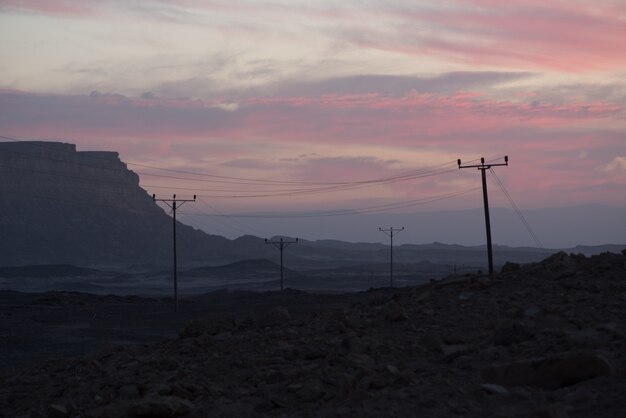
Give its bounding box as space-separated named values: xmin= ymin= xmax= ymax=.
xmin=457 ymin=156 xmax=508 ymax=276
xmin=153 ymin=194 xmax=196 ymax=312
xmin=265 ymin=237 xmax=298 ymax=291
xmin=379 ymin=227 xmax=404 ymax=288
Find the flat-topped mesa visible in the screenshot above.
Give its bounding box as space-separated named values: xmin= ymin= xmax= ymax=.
xmin=0 ymin=140 xmax=77 ymax=154
xmin=0 ymin=141 xmax=140 ymax=192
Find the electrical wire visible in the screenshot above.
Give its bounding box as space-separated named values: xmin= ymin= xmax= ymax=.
xmin=1 ymin=134 xmax=461 ymax=188
xmin=489 ymin=168 xmax=545 ymax=249
xmin=1 ymin=134 xmax=465 ymax=199
xmin=179 ymin=197 xmax=270 ymax=238
xmin=1 ymin=134 xmax=493 ymax=238
xmin=181 ymin=187 xmax=481 ymax=219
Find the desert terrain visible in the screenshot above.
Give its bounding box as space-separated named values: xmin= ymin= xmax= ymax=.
xmin=1 ymin=251 xmax=625 ymax=417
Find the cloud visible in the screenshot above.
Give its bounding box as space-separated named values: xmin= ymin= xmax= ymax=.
xmin=0 ymin=0 xmax=100 ymax=17
xmin=1 ymin=87 xmax=622 ymax=150
xmin=603 ymin=156 xmax=626 ymax=174
xmin=2 ymin=85 xmax=624 ymax=209
xmin=6 ymin=0 xmax=625 ymax=75
xmin=342 ymin=0 xmax=626 ymax=71
xmin=264 ymin=72 xmax=532 ymax=97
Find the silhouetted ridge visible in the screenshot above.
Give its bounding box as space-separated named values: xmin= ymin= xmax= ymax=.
xmin=0 ymin=264 xmax=102 ymax=278
xmin=0 ymin=141 xmax=259 ymax=267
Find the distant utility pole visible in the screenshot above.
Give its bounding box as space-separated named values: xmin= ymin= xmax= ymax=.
xmin=457 ymin=156 xmax=508 ymax=277
xmin=379 ymin=227 xmax=404 ymax=288
xmin=265 ymin=237 xmax=298 ymax=291
xmin=153 ymin=194 xmax=196 ymax=312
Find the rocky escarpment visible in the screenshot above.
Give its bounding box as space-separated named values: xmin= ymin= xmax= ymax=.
xmin=0 ymin=251 xmax=624 ymax=417
xmin=0 ymin=141 xmax=244 ymax=267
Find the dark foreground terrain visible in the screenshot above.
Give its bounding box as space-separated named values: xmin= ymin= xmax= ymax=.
xmin=1 ymin=251 xmax=625 ymax=417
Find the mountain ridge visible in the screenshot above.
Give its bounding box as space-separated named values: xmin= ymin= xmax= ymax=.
xmin=2 ymin=141 xmax=623 ymax=271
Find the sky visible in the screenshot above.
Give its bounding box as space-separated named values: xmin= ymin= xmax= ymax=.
xmin=1 ymin=0 xmax=625 ymax=243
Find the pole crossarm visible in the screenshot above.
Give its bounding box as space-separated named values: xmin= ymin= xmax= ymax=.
xmin=265 ymin=238 xmax=299 ymax=248
xmin=264 ymin=237 xmax=298 ymax=291
xmin=457 ymin=156 xmax=508 ymax=170
xmin=379 ymin=226 xmax=404 ymax=288
xmin=457 ymin=156 xmax=509 ymax=277
xmin=152 ymin=193 xmax=196 ymax=312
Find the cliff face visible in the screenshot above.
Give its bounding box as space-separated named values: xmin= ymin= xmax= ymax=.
xmin=0 ymin=141 xmax=249 ymax=267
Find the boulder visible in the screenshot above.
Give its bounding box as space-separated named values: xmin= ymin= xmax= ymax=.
xmin=260 ymin=307 xmax=291 ymax=327
xmin=501 ymin=262 xmax=520 ymax=273
xmin=482 ymin=351 xmax=612 ymax=389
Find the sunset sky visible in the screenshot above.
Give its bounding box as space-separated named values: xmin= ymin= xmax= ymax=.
xmin=1 ymin=0 xmax=625 ymax=238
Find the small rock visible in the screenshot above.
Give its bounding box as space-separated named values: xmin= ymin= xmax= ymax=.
xmin=304 ymin=349 xmax=328 ymax=360
xmin=386 ymin=365 xmax=400 ymax=376
xmin=47 ymin=404 xmax=69 ymax=418
xmin=473 ymin=276 xmax=491 ymax=289
xmin=457 ymin=292 xmax=472 ymax=301
xmin=596 ymin=323 xmax=624 ymax=339
xmin=130 ymin=396 xmax=193 ymax=417
xmin=419 ymin=399 xmax=437 ymax=408
xmin=415 ymin=291 xmax=431 ymax=301
xmin=524 ymin=305 xmax=541 ymax=318
xmin=566 ymin=329 xmax=611 ymax=348
xmin=386 ymin=307 xmax=408 ymax=322
xmin=159 ymin=358 xmax=180 ymax=371
xmin=442 ymin=344 xmax=472 ymax=361
xmin=119 ymin=384 xmax=140 ymax=399
xmin=153 ymin=384 xmax=172 ymax=396
xmin=420 ymin=333 xmax=443 ymax=353
xmin=296 ymin=380 xmax=323 ymax=402
xmin=493 ymin=323 xmax=534 ymax=346
xmin=481 ymin=383 xmax=510 ymax=395
xmin=533 ymin=404 xmax=570 ymax=418
xmin=260 ymin=306 xmax=291 ymax=327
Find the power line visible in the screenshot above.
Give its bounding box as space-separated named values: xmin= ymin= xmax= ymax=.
xmin=2 ymin=135 xmax=471 ymax=201
xmin=489 ymin=168 xmax=545 ymax=250
xmin=180 ymin=187 xmax=481 ymax=218
xmin=179 ymin=197 xmax=269 ymax=238
xmin=136 ymin=162 xmax=458 ymax=197
xmin=1 ymin=134 xmax=459 ymax=188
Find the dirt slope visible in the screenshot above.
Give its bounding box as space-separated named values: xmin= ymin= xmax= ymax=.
xmin=1 ymin=251 xmax=625 ymax=417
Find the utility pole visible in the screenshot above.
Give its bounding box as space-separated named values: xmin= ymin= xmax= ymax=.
xmin=457 ymin=156 xmax=508 ymax=276
xmin=153 ymin=194 xmax=196 ymax=312
xmin=265 ymin=237 xmax=298 ymax=291
xmin=379 ymin=227 xmax=404 ymax=288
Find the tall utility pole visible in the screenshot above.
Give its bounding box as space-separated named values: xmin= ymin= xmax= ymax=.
xmin=379 ymin=227 xmax=404 ymax=288
xmin=265 ymin=237 xmax=298 ymax=291
xmin=457 ymin=156 xmax=508 ymax=276
xmin=153 ymin=194 xmax=196 ymax=312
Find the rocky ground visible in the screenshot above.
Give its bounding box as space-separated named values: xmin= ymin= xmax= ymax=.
xmin=1 ymin=251 xmax=625 ymax=417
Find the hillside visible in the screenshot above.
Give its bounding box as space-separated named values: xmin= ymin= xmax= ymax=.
xmin=0 ymin=141 xmax=256 ymax=267
xmin=1 ymin=251 xmax=624 ymax=417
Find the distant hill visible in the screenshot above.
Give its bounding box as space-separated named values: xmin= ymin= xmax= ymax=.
xmin=0 ymin=264 xmax=102 ymax=278
xmin=185 ymin=205 xmax=626 ymax=248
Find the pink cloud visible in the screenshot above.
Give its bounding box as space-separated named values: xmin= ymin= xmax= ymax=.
xmin=1 ymin=87 xmax=624 ymax=209
xmin=1 ymin=89 xmax=622 ymax=150
xmin=0 ymin=0 xmax=100 ymax=16
xmin=354 ymin=1 xmax=626 ymax=71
